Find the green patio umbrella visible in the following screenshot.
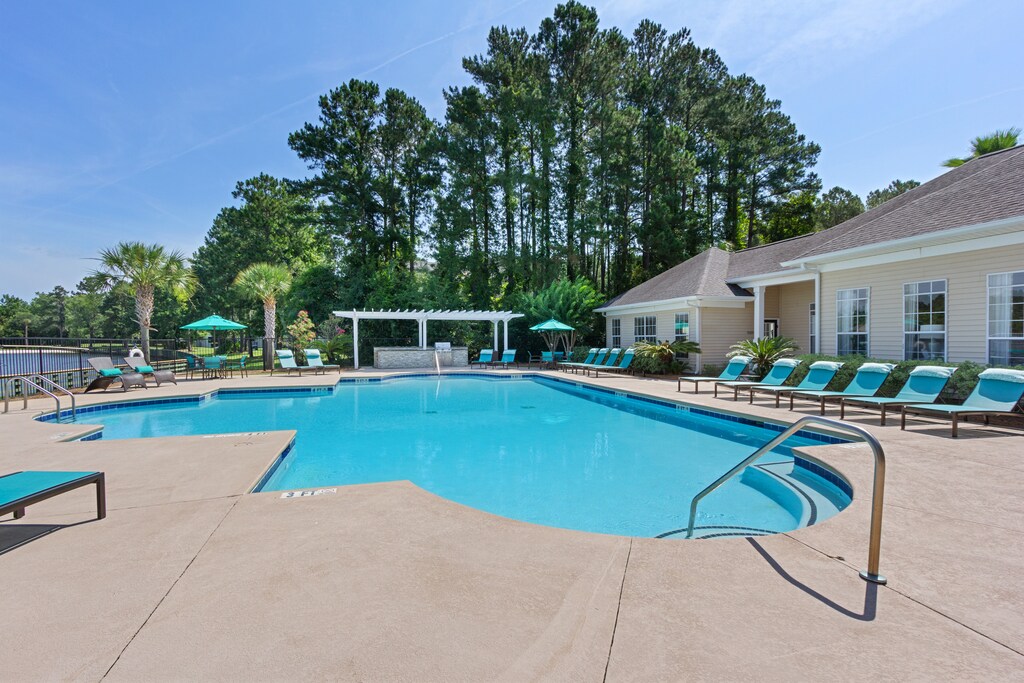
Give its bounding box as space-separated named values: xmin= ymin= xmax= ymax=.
xmin=529 ymin=318 xmax=575 ymax=357
xmin=181 ymin=315 xmax=247 ymax=349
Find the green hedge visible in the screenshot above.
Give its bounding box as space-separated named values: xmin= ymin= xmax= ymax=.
xmin=784 ymin=355 xmax=1015 ymax=402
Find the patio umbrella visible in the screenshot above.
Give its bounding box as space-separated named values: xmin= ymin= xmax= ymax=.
xmin=529 ymin=318 xmax=574 ymax=356
xmin=180 ymin=315 xmax=247 ymax=349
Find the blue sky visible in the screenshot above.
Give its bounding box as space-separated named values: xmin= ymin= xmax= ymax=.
xmin=2 ymin=0 xmax=1022 ymax=299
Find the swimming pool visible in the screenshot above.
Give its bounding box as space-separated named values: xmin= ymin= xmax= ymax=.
xmin=57 ymin=375 xmax=851 ymax=538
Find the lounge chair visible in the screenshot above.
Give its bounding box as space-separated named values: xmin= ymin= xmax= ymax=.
xmin=714 ymin=359 xmax=801 ymax=400
xmin=273 ymin=349 xmax=315 ymax=376
xmin=677 ymin=356 xmax=752 ymax=394
xmin=528 ymin=350 xmax=561 ymax=368
xmin=589 ymin=348 xmax=635 ymax=377
xmin=584 ymin=348 xmax=620 ymax=375
xmin=563 ymin=348 xmax=608 ymax=374
xmin=84 ymin=357 xmax=147 ymax=393
xmin=470 ymin=349 xmax=493 ymax=368
xmin=305 ymin=348 xmax=340 ymax=374
xmin=1 ymin=471 xmax=105 ymax=525
xmin=789 ymin=362 xmax=895 ymax=415
xmin=125 ymin=356 xmax=177 ymax=386
xmin=560 ymin=348 xmax=597 ymax=372
xmin=748 ymin=361 xmax=843 ymax=407
xmin=839 ymin=365 xmax=955 ymax=425
xmin=489 ymin=349 xmax=518 ymax=368
xmin=901 ymin=368 xmax=1024 ymax=437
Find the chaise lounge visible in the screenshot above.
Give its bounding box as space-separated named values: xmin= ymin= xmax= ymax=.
xmin=273 ymin=349 xmax=316 ymax=376
xmin=304 ymin=348 xmax=340 ymax=374
xmin=788 ymin=362 xmax=895 ymax=415
xmin=125 ymin=356 xmax=178 ymax=386
xmin=85 ymin=357 xmax=147 ymax=393
xmin=747 ymin=361 xmax=842 ymax=407
xmin=1 ymin=470 xmax=106 ymax=524
xmin=678 ymin=356 xmax=751 ymax=393
xmin=588 ymin=348 xmax=635 ymax=377
xmin=901 ymin=368 xmax=1024 ymax=437
xmin=714 ymin=358 xmax=801 ymax=400
xmin=839 ymin=365 xmax=956 ymax=425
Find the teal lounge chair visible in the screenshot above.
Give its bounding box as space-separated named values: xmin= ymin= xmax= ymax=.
xmin=714 ymin=359 xmax=801 ymax=400
xmin=901 ymin=368 xmax=1024 ymax=437
xmin=840 ymin=365 xmax=956 ymax=425
xmin=748 ymin=361 xmax=843 ymax=407
xmin=305 ymin=348 xmax=340 ymax=374
xmin=470 ymin=349 xmax=493 ymax=368
xmin=528 ymin=350 xmax=560 ymax=368
xmin=273 ymin=349 xmax=313 ymax=376
xmin=490 ymin=349 xmax=518 ymax=368
xmin=677 ymin=356 xmax=752 ymax=394
xmin=564 ymin=348 xmax=608 ymax=374
xmin=560 ymin=348 xmax=597 ymax=372
xmin=589 ymin=348 xmax=635 ymax=377
xmin=789 ymin=362 xmax=895 ymax=415
xmin=1 ymin=471 xmax=105 ymax=525
xmin=586 ymin=348 xmax=620 ymax=375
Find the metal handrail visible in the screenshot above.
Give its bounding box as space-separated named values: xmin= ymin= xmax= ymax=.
xmin=30 ymin=374 xmax=76 ymax=420
xmin=3 ymin=376 xmax=63 ymax=420
xmin=685 ymin=415 xmax=887 ymax=585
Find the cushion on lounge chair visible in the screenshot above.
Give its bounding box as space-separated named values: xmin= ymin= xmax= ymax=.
xmin=773 ymin=358 xmax=801 ymax=367
xmin=134 ymin=365 xmax=155 ymax=374
xmin=979 ymin=368 xmax=1024 ymax=383
xmin=99 ymin=368 xmax=122 ymax=377
xmin=809 ymin=361 xmax=843 ymax=372
xmin=858 ymin=362 xmax=896 ymax=373
xmin=910 ymin=365 xmax=956 ymax=378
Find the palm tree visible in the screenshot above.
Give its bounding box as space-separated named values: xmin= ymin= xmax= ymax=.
xmin=234 ymin=263 xmax=292 ymax=360
xmin=942 ymin=127 xmax=1020 ymax=167
xmin=94 ymin=242 xmax=197 ymax=362
xmin=728 ymin=336 xmax=800 ymax=378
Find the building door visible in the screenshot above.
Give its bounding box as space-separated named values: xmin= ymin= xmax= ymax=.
xmin=763 ymin=319 xmax=779 ymax=338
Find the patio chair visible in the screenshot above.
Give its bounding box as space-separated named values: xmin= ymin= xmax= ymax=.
xmin=677 ymin=356 xmax=752 ymax=394
xmin=562 ymin=348 xmax=606 ymax=374
xmin=305 ymin=348 xmax=340 ymax=374
xmin=559 ymin=348 xmax=597 ymax=373
xmin=183 ymin=354 xmax=200 ymax=380
xmin=789 ymin=362 xmax=895 ymax=415
xmin=589 ymin=348 xmax=635 ymax=377
xmin=273 ymin=349 xmax=313 ymax=376
xmin=1 ymin=471 xmax=105 ymax=524
xmin=839 ymin=365 xmax=956 ymax=425
xmin=84 ymin=357 xmax=147 ymax=393
xmin=901 ymin=368 xmax=1024 ymax=437
xmin=489 ymin=349 xmax=518 ymax=368
xmin=124 ymin=356 xmax=177 ymax=387
xmin=713 ymin=359 xmax=801 ymax=400
xmin=201 ymin=355 xmax=231 ymax=379
xmin=470 ymin=349 xmax=493 ymax=368
xmin=748 ymin=361 xmax=843 ymax=407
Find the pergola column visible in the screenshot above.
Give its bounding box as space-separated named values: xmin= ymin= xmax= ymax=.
xmin=492 ymin=321 xmax=499 ymax=351
xmin=753 ymin=285 xmax=765 ymax=341
xmin=503 ymin=319 xmax=509 ymax=352
xmin=353 ymin=316 xmax=360 ymax=369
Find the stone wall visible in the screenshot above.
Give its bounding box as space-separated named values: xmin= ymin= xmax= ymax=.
xmin=373 ymin=347 xmax=469 ymax=369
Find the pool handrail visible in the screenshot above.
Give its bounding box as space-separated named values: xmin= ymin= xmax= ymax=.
xmin=2 ymin=375 xmax=75 ymax=420
xmin=684 ymin=415 xmax=887 ymax=585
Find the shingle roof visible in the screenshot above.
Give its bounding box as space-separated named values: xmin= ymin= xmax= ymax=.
xmin=602 ymin=145 xmax=1024 ymax=308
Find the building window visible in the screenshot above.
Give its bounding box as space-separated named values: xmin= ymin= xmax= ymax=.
xmin=634 ymin=316 xmax=657 ymax=344
xmin=904 ymin=280 xmax=946 ymax=360
xmin=808 ymin=302 xmax=816 ymax=354
xmin=610 ymin=318 xmax=621 ymax=347
xmin=836 ymin=288 xmax=869 ymax=356
xmin=674 ymin=313 xmax=690 ymax=357
xmin=988 ymin=271 xmax=1024 ymax=366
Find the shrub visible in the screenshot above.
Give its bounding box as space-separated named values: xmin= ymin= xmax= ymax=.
xmin=728 ymin=337 xmax=800 ymax=379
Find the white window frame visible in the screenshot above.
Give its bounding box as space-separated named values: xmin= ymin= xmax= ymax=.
xmin=610 ymin=318 xmax=621 ymax=348
xmin=808 ymin=302 xmax=816 ymax=354
xmin=674 ymin=312 xmax=690 ymax=358
xmin=634 ymin=315 xmax=657 ymax=344
xmin=987 ymin=270 xmax=1024 ymax=366
xmin=903 ymin=279 xmax=947 ymax=361
xmin=836 ymin=287 xmax=870 ymax=356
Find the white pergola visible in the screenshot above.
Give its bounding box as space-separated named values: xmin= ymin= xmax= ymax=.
xmin=332 ymin=309 xmax=525 ymax=369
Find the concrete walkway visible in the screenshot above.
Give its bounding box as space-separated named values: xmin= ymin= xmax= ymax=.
xmin=1 ymin=369 xmax=1021 ymax=681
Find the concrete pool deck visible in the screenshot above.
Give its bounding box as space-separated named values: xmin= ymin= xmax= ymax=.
xmin=1 ymin=368 xmax=1022 ymax=680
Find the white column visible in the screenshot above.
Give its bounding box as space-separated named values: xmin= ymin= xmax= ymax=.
xmin=753 ymin=286 xmax=765 ymax=341
xmin=813 ymin=271 xmax=821 ymax=354
xmin=492 ymin=321 xmax=499 ymax=351
xmin=503 ymin=319 xmax=509 ymax=352
xmin=421 ymin=319 xmax=428 ymax=349
xmin=693 ymin=305 xmax=702 ymax=373
xmin=353 ymin=316 xmax=360 ymax=369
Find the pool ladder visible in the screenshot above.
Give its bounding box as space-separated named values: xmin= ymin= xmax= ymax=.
xmin=2 ymin=374 xmax=77 ymax=421
xmin=685 ymin=415 xmax=887 ymax=585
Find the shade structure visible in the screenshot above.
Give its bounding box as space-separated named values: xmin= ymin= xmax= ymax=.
xmin=180 ymin=315 xmax=248 ymax=331
xmin=529 ymin=319 xmax=575 ymax=357
xmin=529 ymin=318 xmax=574 ymax=332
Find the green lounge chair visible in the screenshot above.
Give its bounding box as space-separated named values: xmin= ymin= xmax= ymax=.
xmin=901 ymin=368 xmax=1024 ymax=437
xmin=677 ymin=356 xmax=752 ymax=394
xmin=470 ymin=349 xmax=493 ymax=368
xmin=840 ymin=365 xmax=956 ymax=425
xmin=748 ymin=361 xmax=843 ymax=407
xmin=560 ymin=348 xmax=597 ymax=372
xmin=589 ymin=348 xmax=635 ymax=377
xmin=490 ymin=349 xmax=518 ymax=368
xmin=85 ymin=357 xmax=147 ymax=393
xmin=714 ymin=359 xmax=802 ymax=400
xmin=305 ymin=348 xmax=340 ymax=374
xmin=1 ymin=471 xmax=105 ymax=526
xmin=125 ymin=356 xmax=177 ymax=386
xmin=789 ymin=362 xmax=895 ymax=415
xmin=273 ymin=349 xmax=314 ymax=376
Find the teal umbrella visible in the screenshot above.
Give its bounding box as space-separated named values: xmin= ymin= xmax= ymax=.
xmin=529 ymin=318 xmax=574 ymax=357
xmin=181 ymin=315 xmax=247 ymax=349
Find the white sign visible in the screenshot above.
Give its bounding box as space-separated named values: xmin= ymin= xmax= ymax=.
xmin=280 ymin=488 xmax=337 ymax=498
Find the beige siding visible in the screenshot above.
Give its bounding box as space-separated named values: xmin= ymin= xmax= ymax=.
xmin=698 ymin=304 xmax=755 ymax=366
xmin=762 ymin=286 xmax=780 ymax=319
xmin=605 ymin=309 xmax=694 ymax=348
xmin=820 ymin=243 xmax=1024 ymax=362
xmin=775 ymin=280 xmax=814 ymax=353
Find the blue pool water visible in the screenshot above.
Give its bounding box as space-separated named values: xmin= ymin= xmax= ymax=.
xmin=79 ymin=376 xmax=850 ymax=538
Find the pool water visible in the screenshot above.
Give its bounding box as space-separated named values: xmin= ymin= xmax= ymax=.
xmin=84 ymin=376 xmax=850 ymax=538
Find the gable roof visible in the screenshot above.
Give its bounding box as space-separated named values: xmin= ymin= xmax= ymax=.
xmin=600 ymin=145 xmax=1024 ymax=309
